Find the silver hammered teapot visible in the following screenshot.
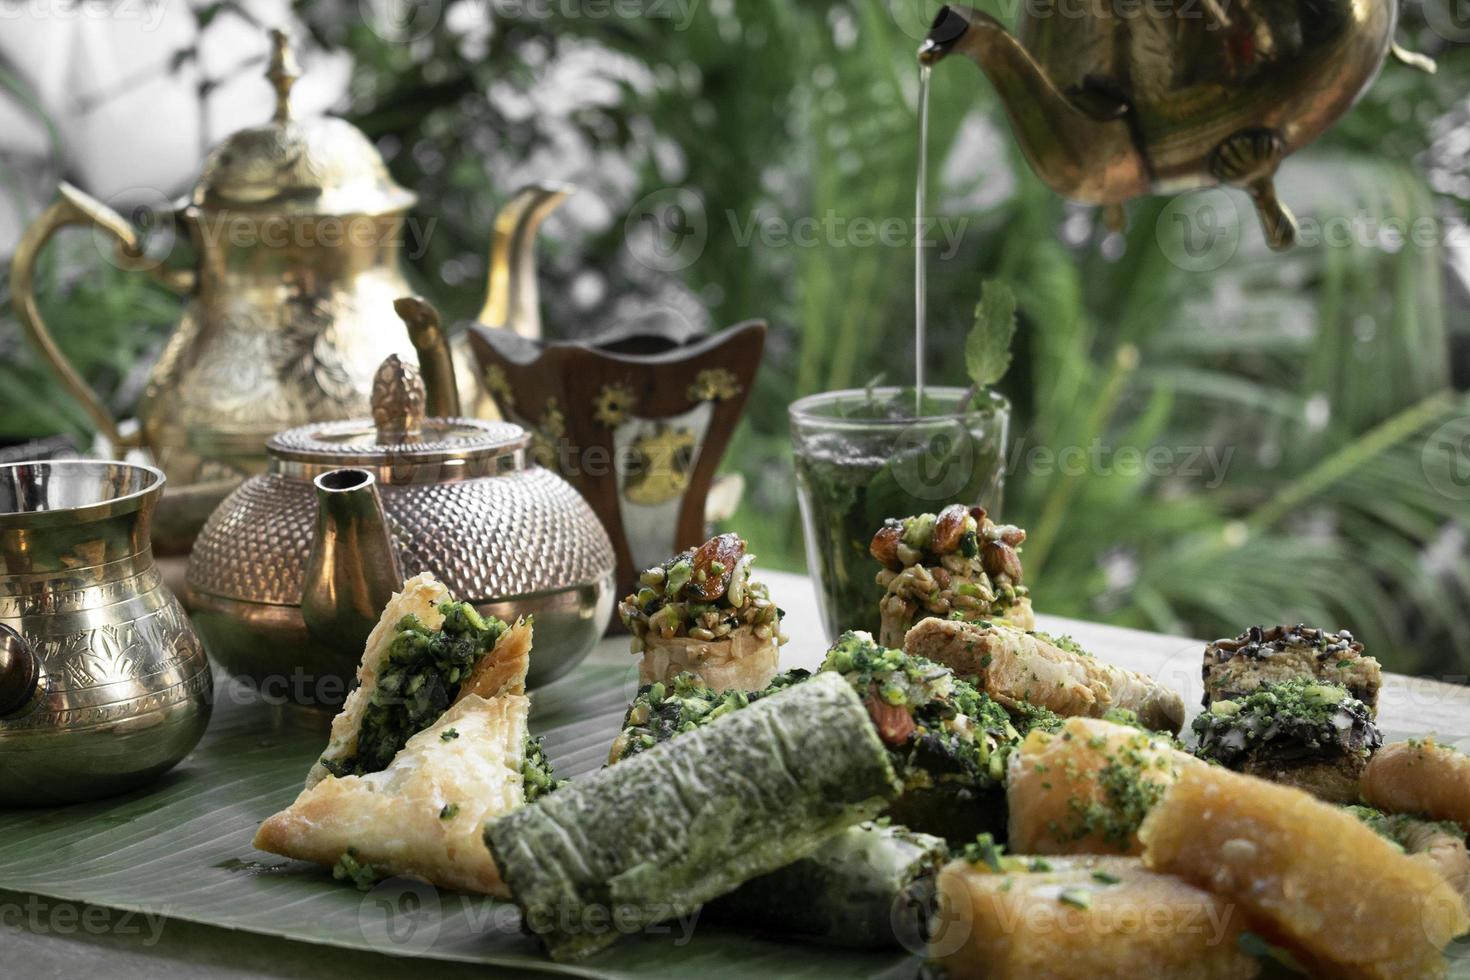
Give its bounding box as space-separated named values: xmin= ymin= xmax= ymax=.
xmin=186 ymin=299 xmax=617 ymax=705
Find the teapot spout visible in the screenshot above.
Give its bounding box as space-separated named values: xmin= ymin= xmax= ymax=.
xmin=478 ymin=182 xmax=574 ymax=338
xmin=302 ymin=469 xmax=402 ymax=657
xmin=919 ymin=5 xmax=1149 ymax=206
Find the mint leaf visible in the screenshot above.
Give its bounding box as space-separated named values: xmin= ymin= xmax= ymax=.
xmin=965 ymin=280 xmax=1017 ymax=390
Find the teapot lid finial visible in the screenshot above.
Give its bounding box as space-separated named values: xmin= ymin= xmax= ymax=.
xmin=371 ymin=355 xmax=427 ymax=444
xmin=266 ymin=28 xmax=300 ymax=123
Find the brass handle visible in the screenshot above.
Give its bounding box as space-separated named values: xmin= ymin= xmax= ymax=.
xmin=395 ymin=295 xmax=461 ymax=417
xmin=8 ymin=183 xmax=187 ymax=449
xmin=0 ymin=624 xmax=40 ymax=718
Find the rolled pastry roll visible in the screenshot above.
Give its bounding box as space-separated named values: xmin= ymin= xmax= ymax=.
xmin=904 ymin=617 xmax=1186 ymax=735
xmin=871 ymin=505 xmax=1034 ymax=649
xmin=619 ymin=533 xmax=786 ymax=691
xmin=1350 ymin=806 xmax=1470 ymax=913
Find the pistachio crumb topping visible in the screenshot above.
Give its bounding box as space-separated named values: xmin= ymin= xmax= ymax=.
xmin=332 ymin=848 xmax=383 ymax=891
xmin=619 ymin=534 xmax=787 ymax=653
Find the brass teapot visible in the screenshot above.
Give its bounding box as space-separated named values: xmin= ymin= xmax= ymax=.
xmin=920 ymin=1 xmax=1434 ymax=249
xmin=9 ymin=30 xmax=419 ymax=547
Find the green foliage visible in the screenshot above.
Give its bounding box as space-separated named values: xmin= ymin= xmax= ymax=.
xmin=2 ymin=2 xmax=1467 ymax=679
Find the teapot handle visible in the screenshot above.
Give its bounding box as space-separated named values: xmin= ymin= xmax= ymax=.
xmin=8 ymin=183 xmax=192 ymax=449
xmin=0 ymin=624 xmax=40 ymax=718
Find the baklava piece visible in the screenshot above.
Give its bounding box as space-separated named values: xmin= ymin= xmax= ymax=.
xmin=870 ymin=504 xmax=1033 ymax=648
xmin=1139 ymin=764 xmax=1470 ymax=980
xmin=619 ymin=532 xmax=787 ymax=691
xmin=929 ymin=852 xmax=1258 ymax=980
xmin=1192 ymin=678 xmax=1382 ymax=804
xmin=1202 ymin=624 xmax=1381 ymax=711
xmin=1361 ymin=737 xmax=1470 ymax=834
xmin=905 ymin=617 xmax=1186 ymax=735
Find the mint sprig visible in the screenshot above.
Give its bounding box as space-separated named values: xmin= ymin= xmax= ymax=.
xmin=964 ymin=280 xmax=1017 ymax=404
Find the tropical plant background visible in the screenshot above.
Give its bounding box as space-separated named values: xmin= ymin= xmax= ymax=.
xmin=1 ymin=0 xmax=1468 ymax=678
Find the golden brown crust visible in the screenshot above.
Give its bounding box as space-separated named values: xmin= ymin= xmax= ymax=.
xmin=636 ymin=628 xmax=780 ymax=692
xmin=929 ymin=855 xmax=1259 ymax=980
xmin=1361 ymin=739 xmax=1470 ymax=834
xmin=905 ymin=618 xmax=1185 ymax=734
xmin=1140 ymin=764 xmax=1470 ymax=980
xmin=1007 ymin=717 xmax=1197 ymax=856
xmin=458 ymin=617 xmax=533 ymax=702
xmin=254 ymin=692 xmax=529 ymax=896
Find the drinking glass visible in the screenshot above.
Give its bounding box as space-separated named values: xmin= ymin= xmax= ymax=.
xmin=790 ymin=387 xmax=1010 ymax=641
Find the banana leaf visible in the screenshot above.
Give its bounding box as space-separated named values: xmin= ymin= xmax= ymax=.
xmin=0 ymin=660 xmax=916 ymax=979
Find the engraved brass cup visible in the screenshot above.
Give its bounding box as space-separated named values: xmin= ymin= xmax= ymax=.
xmin=0 ymin=461 xmax=212 ymax=805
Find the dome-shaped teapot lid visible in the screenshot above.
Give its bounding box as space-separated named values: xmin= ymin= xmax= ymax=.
xmin=190 ymin=30 xmax=416 ymax=217
xmin=268 ymin=356 xmax=529 ymax=476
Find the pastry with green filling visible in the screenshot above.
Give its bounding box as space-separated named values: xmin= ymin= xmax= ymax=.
xmin=905 ymin=616 xmax=1186 ymax=735
xmin=1006 ymin=716 xmax=1196 ymax=856
xmin=704 ymin=820 xmax=948 ymax=948
xmin=254 ymin=573 xmax=554 ymax=896
xmin=1348 ymin=805 xmax=1470 ymax=912
xmin=484 ymin=671 xmax=901 ymax=961
xmin=1202 ymin=624 xmax=1381 ymax=711
xmin=608 ymin=631 xmax=1038 ymax=842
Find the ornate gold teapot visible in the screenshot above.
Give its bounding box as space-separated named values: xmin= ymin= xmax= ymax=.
xmin=920 ymin=1 xmax=1435 ymax=249
xmin=9 ymin=31 xmax=419 ymax=546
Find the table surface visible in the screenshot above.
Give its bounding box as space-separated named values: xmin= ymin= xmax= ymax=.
xmin=8 ymin=569 xmax=1470 ymax=978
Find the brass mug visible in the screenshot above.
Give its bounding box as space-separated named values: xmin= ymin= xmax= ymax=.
xmin=0 ymin=460 xmax=212 ymax=805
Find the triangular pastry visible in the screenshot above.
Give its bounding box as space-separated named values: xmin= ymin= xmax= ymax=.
xmin=253 ymin=572 xmax=542 ymax=896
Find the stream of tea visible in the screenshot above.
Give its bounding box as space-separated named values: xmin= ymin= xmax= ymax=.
xmin=914 ymin=63 xmax=932 ymax=413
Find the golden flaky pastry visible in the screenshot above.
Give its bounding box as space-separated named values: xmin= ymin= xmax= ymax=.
xmin=1141 ymin=764 xmax=1470 ymax=980
xmin=636 ymin=630 xmax=781 ymax=691
xmin=254 ymin=573 xmax=535 ymax=896
xmin=1361 ymin=737 xmax=1470 ymax=834
xmin=905 ymin=617 xmax=1186 ymax=734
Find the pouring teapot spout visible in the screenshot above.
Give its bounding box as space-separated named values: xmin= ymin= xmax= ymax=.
xmin=920 ymin=5 xmax=1148 ymax=209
